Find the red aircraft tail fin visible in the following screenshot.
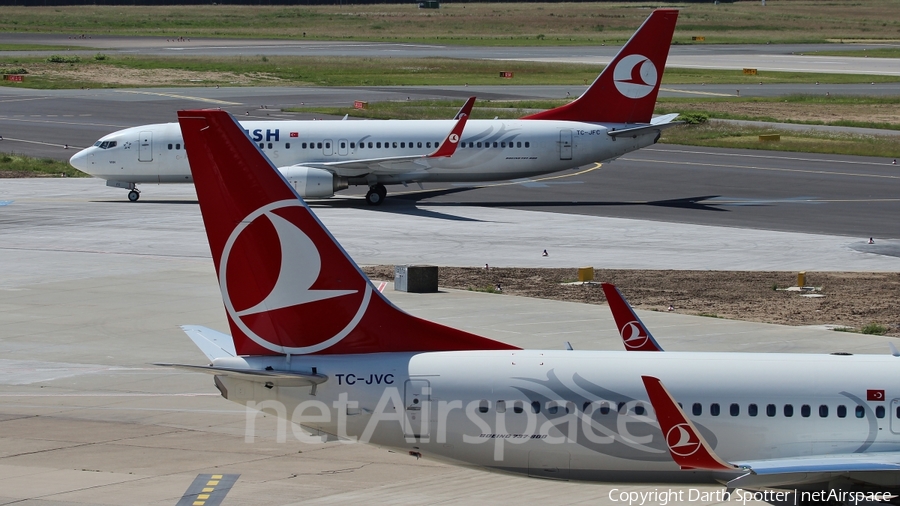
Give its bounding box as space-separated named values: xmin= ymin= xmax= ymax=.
xmin=602 ymin=283 xmax=663 ymax=351
xmin=177 ymin=109 xmax=518 ymax=356
xmin=522 ymin=9 xmax=678 ymax=124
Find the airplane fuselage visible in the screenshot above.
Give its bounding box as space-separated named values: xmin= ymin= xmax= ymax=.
xmin=216 ymin=349 xmax=900 ymax=487
xmin=71 ymin=119 xmax=656 ymax=188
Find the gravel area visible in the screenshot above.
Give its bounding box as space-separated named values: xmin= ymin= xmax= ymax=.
xmin=362 ymin=266 xmax=900 ymax=337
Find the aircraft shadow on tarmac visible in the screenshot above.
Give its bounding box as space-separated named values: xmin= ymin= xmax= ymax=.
xmin=394 ymin=190 xmax=730 ymax=213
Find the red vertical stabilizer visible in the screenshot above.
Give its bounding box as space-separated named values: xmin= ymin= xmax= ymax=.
xmin=178 ymin=110 xmax=519 ymax=356
xmin=522 ymin=9 xmax=678 ymax=124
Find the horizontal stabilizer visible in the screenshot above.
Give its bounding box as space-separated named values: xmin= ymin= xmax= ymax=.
xmin=156 ymin=363 xmax=328 ymax=388
xmin=607 ymin=119 xmax=681 ymax=139
xmin=181 ymin=325 xmax=236 ymax=361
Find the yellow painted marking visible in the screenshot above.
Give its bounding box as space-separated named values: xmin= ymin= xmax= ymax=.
xmin=192 ymin=502 xmax=205 ymax=506
xmin=202 ymin=487 xmax=214 ymax=492
xmin=211 ymin=474 xmax=223 ymax=479
xmin=206 ymin=480 xmax=220 ymax=486
xmin=198 ymin=494 xmax=210 ymax=499
xmin=115 ymin=90 xmax=241 ymax=106
xmin=658 ymin=87 xmax=734 ymax=97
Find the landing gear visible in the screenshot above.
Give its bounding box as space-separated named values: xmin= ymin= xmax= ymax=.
xmin=365 ymin=184 xmax=387 ymax=206
xmin=127 ymin=189 xmax=141 ymax=202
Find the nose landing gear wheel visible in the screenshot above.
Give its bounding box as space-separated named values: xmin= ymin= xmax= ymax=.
xmin=127 ymin=190 xmax=141 ymax=202
xmin=365 ymin=184 xmax=387 ymax=206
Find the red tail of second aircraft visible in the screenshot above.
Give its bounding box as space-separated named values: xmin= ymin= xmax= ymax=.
xmin=178 ymin=110 xmax=518 ymax=356
xmin=523 ymin=9 xmax=678 ymax=124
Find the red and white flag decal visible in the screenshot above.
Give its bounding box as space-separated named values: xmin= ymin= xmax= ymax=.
xmin=289 ymin=132 xmax=299 ymax=138
xmin=867 ymin=389 xmax=885 ymax=401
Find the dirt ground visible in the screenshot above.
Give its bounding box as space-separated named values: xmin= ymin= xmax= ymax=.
xmin=361 ymin=266 xmax=900 ymax=337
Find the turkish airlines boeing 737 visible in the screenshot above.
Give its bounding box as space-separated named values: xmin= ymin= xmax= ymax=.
xmin=70 ymin=9 xmax=680 ymax=205
xmin=166 ymin=107 xmax=900 ymax=502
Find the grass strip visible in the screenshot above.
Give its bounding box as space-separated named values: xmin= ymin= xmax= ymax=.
xmin=0 ymin=153 xmax=89 ymax=178
xmin=1 ymin=55 xmax=898 ymax=90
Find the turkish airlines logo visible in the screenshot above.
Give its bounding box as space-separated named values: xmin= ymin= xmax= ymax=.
xmin=620 ymin=321 xmax=649 ymax=349
xmin=613 ymin=54 xmax=658 ymax=99
xmin=665 ymin=423 xmax=701 ymax=457
xmin=449 ymin=133 xmax=460 ymax=144
xmin=219 ymin=200 xmax=371 ymax=354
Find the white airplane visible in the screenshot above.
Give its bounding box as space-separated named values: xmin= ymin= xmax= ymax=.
xmin=69 ymin=9 xmax=680 ymax=205
xmin=165 ymin=107 xmax=900 ymax=500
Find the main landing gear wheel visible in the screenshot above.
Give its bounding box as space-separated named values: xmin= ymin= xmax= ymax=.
xmin=365 ymin=184 xmax=387 ymax=206
xmin=127 ymin=190 xmax=141 ymax=202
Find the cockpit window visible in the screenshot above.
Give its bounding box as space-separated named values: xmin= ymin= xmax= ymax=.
xmin=96 ymin=141 xmax=117 ymax=149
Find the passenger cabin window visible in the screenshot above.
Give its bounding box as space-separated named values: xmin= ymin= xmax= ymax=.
xmin=525 ymin=142 xmax=530 ymax=148
xmin=496 ymin=400 xmax=506 ymax=413
xmin=531 ymin=401 xmax=540 ymax=414
xmin=692 ymin=403 xmax=702 ymax=416
xmin=784 ymin=404 xmax=794 ymax=417
xmin=599 ymin=402 xmax=610 ymax=415
xmin=478 ymin=400 xmax=489 ymax=414
xmin=634 ymin=403 xmax=645 ymax=416
xmin=302 ymin=143 xmax=308 ymax=149
xmin=837 ymin=405 xmax=847 ymax=418
xmin=513 ymin=401 xmax=524 ymax=414
xmin=856 ymin=405 xmax=865 ymax=418
xmin=766 ymin=404 xmax=776 ymax=417
xmin=730 ymin=403 xmax=740 ymax=416
xmin=285 ymin=143 xmax=290 ymax=149
xmin=168 ymin=143 xmax=173 ymax=149
xmin=819 ymin=405 xmax=829 ymax=418
xmin=877 ymin=406 xmax=886 ymax=419
xmin=710 ymin=403 xmax=720 ymax=416
xmin=748 ymin=404 xmax=758 ymax=417
xmin=801 ymin=404 xmax=811 ymax=418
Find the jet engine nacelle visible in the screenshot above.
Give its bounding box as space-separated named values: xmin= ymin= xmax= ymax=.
xmin=277 ymin=166 xmax=348 ymax=198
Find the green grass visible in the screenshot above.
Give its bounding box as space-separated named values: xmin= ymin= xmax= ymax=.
xmin=0 ymin=154 xmax=89 ymax=178
xmin=468 ymin=285 xmax=503 ymax=294
xmin=656 ymin=95 xmax=900 ymax=131
xmin=2 ymin=54 xmax=897 ymax=91
xmin=861 ymin=323 xmax=889 ymax=335
xmin=833 ymin=323 xmax=889 ymax=335
xmin=0 ymin=44 xmax=94 ymax=51
xmin=3 ymin=2 xmax=900 ymax=45
xmin=661 ymin=123 xmax=900 ymax=158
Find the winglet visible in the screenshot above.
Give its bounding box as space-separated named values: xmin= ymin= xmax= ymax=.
xmin=602 ymin=283 xmax=663 ymax=351
xmin=641 ymin=376 xmax=738 ymax=471
xmin=429 ymin=96 xmax=475 ymax=158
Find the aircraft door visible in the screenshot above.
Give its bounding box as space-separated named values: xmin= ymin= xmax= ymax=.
xmin=323 ymin=139 xmax=333 ymax=156
xmin=891 ymin=399 xmax=900 ymax=434
xmin=138 ymin=131 xmax=153 ymax=162
xmin=559 ymin=130 xmax=573 ymax=160
xmin=338 ymin=139 xmax=349 ymax=156
xmin=403 ymin=379 xmax=431 ymax=440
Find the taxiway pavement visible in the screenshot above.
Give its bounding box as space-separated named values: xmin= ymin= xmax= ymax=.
xmin=1 ymin=179 xmax=897 ymax=505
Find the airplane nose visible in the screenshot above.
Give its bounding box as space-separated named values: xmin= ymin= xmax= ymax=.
xmin=69 ymin=149 xmax=90 ymax=173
